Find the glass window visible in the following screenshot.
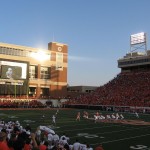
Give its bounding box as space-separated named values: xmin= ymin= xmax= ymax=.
xmin=40 ymin=66 xmax=50 ymax=79
xmin=29 ymin=66 xmax=36 ymax=79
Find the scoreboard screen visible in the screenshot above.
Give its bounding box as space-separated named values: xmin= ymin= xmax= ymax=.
xmin=0 ymin=59 xmax=29 ymax=95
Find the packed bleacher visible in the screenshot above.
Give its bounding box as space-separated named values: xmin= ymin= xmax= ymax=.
xmin=0 ymin=99 xmax=45 ymax=108
xmin=65 ymin=71 xmax=150 ymax=108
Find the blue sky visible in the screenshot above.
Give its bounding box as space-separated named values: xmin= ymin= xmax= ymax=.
xmin=1 ymin=0 xmax=150 ymax=86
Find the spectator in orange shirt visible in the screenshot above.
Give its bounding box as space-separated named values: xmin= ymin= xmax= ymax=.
xmin=95 ymin=144 xmax=104 ymax=150
xmin=0 ymin=132 xmax=10 ymax=150
xmin=39 ymin=141 xmax=48 ymax=150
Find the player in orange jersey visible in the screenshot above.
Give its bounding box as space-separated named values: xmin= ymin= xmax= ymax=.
xmin=76 ymin=112 xmax=81 ymax=121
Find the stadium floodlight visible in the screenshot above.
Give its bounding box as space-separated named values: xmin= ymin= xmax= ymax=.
xmin=130 ymin=32 xmax=147 ymax=54
xmin=130 ymin=32 xmax=146 ymax=45
xmin=30 ymin=50 xmax=50 ymax=61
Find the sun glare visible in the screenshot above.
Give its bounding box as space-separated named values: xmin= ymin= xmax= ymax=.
xmin=30 ymin=50 xmax=50 ymax=61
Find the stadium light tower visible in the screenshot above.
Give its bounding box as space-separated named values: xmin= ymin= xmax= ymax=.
xmin=130 ymin=32 xmax=147 ymax=55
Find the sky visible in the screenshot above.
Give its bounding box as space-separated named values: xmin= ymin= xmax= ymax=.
xmin=1 ymin=0 xmax=150 ymax=86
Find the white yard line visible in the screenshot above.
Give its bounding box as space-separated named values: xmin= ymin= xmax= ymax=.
xmin=57 ymin=123 xmax=128 ymax=133
xmin=70 ymin=126 xmax=150 ymax=139
xmin=91 ymin=133 xmax=150 ymax=146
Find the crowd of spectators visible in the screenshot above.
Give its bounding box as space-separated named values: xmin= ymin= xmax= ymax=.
xmin=0 ymin=120 xmax=95 ymax=150
xmin=65 ymin=71 xmax=150 ymax=108
xmin=0 ymin=99 xmax=45 ymax=108
xmin=1 ymin=71 xmax=150 ymax=110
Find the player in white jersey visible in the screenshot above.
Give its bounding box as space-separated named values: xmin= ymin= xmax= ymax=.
xmin=83 ymin=111 xmax=89 ymax=119
xmin=56 ymin=109 xmax=59 ymax=115
xmin=94 ymin=112 xmax=100 ymax=123
xmin=100 ymin=114 xmax=105 ymax=120
xmin=73 ymin=139 xmax=81 ymax=150
xmin=106 ymin=114 xmax=111 ymax=120
xmin=135 ymin=112 xmax=139 ymax=118
xmin=53 ymin=133 xmax=59 ymax=147
xmin=80 ymin=143 xmax=87 ymax=150
xmin=52 ymin=115 xmax=56 ymax=125
xmin=111 ymin=113 xmax=116 ymax=119
xmin=47 ymin=133 xmax=54 ymax=146
xmin=115 ymin=113 xmax=120 ymax=120
xmin=120 ymin=113 xmax=124 ymax=119
xmin=60 ymin=133 xmax=69 ymax=143
xmin=35 ymin=127 xmax=41 ymax=141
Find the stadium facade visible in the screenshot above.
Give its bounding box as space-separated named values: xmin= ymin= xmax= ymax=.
xmin=0 ymin=42 xmax=68 ymax=99
xmin=67 ymin=86 xmax=98 ymax=98
xmin=118 ymin=32 xmax=150 ymax=72
xmin=118 ymin=51 xmax=150 ymax=72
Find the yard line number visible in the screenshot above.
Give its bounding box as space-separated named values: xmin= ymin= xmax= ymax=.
xmin=130 ymin=145 xmax=150 ymax=150
xmin=77 ymin=133 xmax=104 ymax=139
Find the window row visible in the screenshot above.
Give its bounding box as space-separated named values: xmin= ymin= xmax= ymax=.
xmin=0 ymin=47 xmax=50 ymax=60
xmin=118 ymin=58 xmax=150 ymax=66
xmin=29 ymin=66 xmax=50 ymax=79
xmin=0 ymin=47 xmax=30 ymax=57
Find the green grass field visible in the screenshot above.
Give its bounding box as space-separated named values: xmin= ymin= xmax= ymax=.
xmin=0 ymin=108 xmax=150 ymax=150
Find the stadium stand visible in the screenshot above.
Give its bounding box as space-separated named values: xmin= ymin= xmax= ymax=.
xmin=64 ymin=71 xmax=150 ymax=112
xmin=0 ymin=99 xmax=45 ymax=108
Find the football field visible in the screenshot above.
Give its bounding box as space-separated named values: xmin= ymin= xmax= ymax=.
xmin=0 ymin=108 xmax=150 ymax=150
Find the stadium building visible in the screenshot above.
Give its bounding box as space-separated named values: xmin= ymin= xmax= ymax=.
xmin=0 ymin=41 xmax=68 ymax=99
xmin=118 ymin=32 xmax=150 ymax=72
xmin=67 ymin=86 xmax=98 ymax=98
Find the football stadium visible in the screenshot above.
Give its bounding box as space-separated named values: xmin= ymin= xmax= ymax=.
xmin=0 ymin=32 xmax=150 ymax=150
